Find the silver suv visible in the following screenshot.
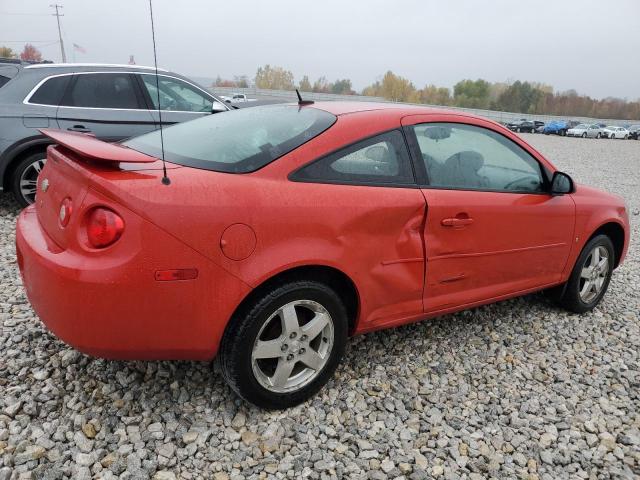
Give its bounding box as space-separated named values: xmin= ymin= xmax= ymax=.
xmin=0 ymin=63 xmax=229 ymax=206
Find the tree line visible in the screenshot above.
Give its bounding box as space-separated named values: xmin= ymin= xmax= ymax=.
xmin=215 ymin=65 xmax=640 ymax=120
xmin=2 ymin=45 xmax=636 ymax=120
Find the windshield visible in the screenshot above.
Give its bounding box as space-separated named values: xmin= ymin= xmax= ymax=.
xmin=124 ymin=105 xmax=336 ymax=173
xmin=575 ymin=124 xmax=588 ymax=129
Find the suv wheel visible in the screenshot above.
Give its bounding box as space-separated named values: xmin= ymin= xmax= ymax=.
xmin=11 ymin=153 xmax=47 ymax=207
xmin=219 ymin=280 xmax=348 ymax=409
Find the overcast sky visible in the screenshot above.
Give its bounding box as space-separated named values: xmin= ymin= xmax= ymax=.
xmin=1 ymin=0 xmax=638 ymax=100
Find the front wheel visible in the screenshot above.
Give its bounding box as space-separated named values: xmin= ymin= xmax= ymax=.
xmin=596 ymin=133 xmax=601 ymax=138
xmin=557 ymin=235 xmax=615 ymax=313
xmin=582 ymin=132 xmax=587 ymax=138
xmin=219 ymin=280 xmax=348 ymax=409
xmin=11 ymin=153 xmax=47 ymax=207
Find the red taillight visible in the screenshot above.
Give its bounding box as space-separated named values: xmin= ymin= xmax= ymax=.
xmin=86 ymin=207 xmax=124 ymax=248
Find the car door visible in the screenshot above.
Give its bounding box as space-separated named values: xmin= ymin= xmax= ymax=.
xmin=56 ymin=72 xmax=156 ymax=141
xmin=402 ymin=115 xmax=575 ymax=313
xmin=291 ymin=129 xmax=427 ymax=327
xmin=136 ymin=73 xmax=224 ymax=126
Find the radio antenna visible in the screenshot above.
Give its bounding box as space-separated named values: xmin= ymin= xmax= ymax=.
xmin=148 ymin=0 xmax=170 ymax=185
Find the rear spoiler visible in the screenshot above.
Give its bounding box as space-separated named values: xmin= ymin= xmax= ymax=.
xmin=39 ymin=129 xmax=157 ymax=163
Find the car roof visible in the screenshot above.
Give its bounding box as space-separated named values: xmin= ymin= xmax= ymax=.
xmin=308 ymin=101 xmax=454 ymax=117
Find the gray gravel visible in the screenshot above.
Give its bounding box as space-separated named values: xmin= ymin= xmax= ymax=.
xmin=1 ymin=134 xmax=639 ymax=480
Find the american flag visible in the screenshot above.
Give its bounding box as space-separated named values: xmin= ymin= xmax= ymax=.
xmin=73 ymin=43 xmax=87 ymax=54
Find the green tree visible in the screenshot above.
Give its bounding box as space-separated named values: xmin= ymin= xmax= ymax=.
xmin=0 ymin=46 xmax=16 ymax=58
xmin=254 ymin=64 xmax=295 ymax=90
xmin=453 ymin=79 xmax=491 ymax=108
xmin=331 ymin=79 xmax=353 ymax=95
xmin=494 ymin=81 xmax=542 ymax=113
xmin=298 ymin=75 xmax=312 ymax=92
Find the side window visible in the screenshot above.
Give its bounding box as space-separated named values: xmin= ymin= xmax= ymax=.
xmin=61 ymin=73 xmax=142 ymax=109
xmin=294 ymin=130 xmax=415 ymax=185
xmin=140 ymin=75 xmax=213 ymax=113
xmin=410 ymin=123 xmax=545 ymax=193
xmin=27 ymin=75 xmax=71 ymax=105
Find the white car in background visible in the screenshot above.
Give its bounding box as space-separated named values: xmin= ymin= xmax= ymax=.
xmin=603 ymin=126 xmax=629 ymax=139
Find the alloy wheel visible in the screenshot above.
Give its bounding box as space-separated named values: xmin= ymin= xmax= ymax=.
xmin=19 ymin=158 xmax=46 ymax=204
xmin=251 ymin=300 xmax=334 ymax=393
xmin=579 ymin=246 xmax=610 ymax=304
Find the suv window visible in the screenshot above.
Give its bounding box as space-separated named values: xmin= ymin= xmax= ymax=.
xmin=61 ymin=73 xmax=142 ymax=109
xmin=27 ymin=75 xmax=71 ymax=105
xmin=140 ymin=74 xmax=213 ymax=112
xmin=411 ymin=123 xmax=544 ymax=193
xmin=294 ymin=130 xmax=415 ymax=185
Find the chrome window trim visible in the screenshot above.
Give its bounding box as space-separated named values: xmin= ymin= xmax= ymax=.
xmin=23 ymin=71 xmax=229 ymax=113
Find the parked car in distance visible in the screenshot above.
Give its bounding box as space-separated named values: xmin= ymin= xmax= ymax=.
xmin=0 ymin=63 xmax=231 ymax=206
xmin=543 ymin=120 xmax=570 ymax=136
xmin=532 ymin=121 xmax=544 ymax=132
xmin=16 ymin=102 xmax=630 ymax=408
xmin=567 ymin=124 xmax=604 ymax=138
xmin=603 ymin=126 xmax=630 ymax=139
xmin=628 ymin=125 xmax=640 ymax=140
xmin=506 ymin=119 xmax=536 ymax=133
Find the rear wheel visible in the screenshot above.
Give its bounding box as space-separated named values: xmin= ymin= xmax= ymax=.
xmin=219 ymin=280 xmax=348 ymax=409
xmin=557 ymin=235 xmax=615 ymax=313
xmin=11 ymin=153 xmax=47 ymax=207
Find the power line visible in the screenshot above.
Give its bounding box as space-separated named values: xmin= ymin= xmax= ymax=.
xmin=0 ymin=12 xmax=51 ymax=16
xmin=0 ymin=40 xmax=57 ymax=43
xmin=50 ymin=4 xmax=66 ymax=63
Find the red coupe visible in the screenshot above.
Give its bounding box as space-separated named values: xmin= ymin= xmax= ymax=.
xmin=16 ymin=102 xmax=630 ymax=408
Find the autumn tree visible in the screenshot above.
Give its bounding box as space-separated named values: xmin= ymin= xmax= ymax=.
xmin=312 ymin=76 xmax=331 ymax=93
xmin=363 ymin=71 xmax=419 ymax=103
xmin=419 ymin=84 xmax=452 ymax=106
xmin=234 ymin=75 xmax=249 ymax=88
xmin=20 ymin=44 xmax=43 ymax=62
xmin=0 ymin=46 xmax=16 ymax=58
xmin=254 ymin=64 xmax=295 ymax=90
xmin=298 ymin=75 xmax=312 ymax=92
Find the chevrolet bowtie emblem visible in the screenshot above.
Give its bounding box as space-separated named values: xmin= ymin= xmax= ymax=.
xmin=41 ymin=178 xmax=49 ymax=192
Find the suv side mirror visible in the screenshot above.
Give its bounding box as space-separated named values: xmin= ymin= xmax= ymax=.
xmin=550 ymin=171 xmax=574 ymax=195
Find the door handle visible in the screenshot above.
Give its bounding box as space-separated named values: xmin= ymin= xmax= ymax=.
xmin=67 ymin=125 xmax=92 ymax=133
xmin=441 ymin=217 xmax=474 ymax=227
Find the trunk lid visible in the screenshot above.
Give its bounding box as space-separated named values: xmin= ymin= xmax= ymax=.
xmin=35 ymin=129 xmax=173 ymax=249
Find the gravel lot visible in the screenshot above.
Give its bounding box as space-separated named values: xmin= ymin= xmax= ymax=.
xmin=1 ymin=134 xmax=638 ymax=480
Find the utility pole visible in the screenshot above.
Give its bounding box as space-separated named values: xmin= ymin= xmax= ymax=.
xmin=50 ymin=4 xmax=66 ymax=63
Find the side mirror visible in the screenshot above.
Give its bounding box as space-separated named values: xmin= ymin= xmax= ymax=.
xmin=212 ymin=102 xmax=227 ymax=113
xmin=550 ymin=171 xmax=574 ymax=195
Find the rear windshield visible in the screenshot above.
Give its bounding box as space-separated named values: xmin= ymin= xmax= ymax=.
xmin=123 ymin=105 xmax=336 ymax=173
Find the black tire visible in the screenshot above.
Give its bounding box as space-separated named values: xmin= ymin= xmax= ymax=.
xmin=11 ymin=152 xmax=47 ymax=207
xmin=557 ymin=234 xmax=615 ymax=313
xmin=582 ymin=132 xmax=587 ymax=138
xmin=219 ymin=280 xmax=348 ymax=409
xmin=596 ymin=133 xmax=601 ymax=138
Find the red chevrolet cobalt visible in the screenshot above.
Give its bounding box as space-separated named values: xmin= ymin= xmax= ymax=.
xmin=16 ymin=102 xmax=629 ymax=408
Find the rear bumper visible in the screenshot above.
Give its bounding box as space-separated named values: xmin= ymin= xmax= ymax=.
xmin=16 ymin=205 xmax=250 ymax=360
